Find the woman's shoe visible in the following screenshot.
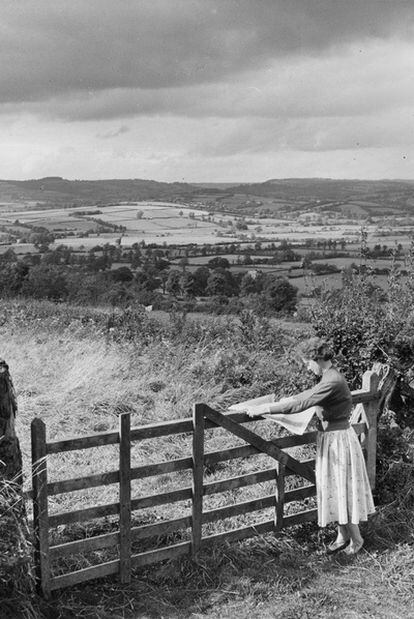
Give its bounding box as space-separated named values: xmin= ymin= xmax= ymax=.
xmin=344 ymin=538 xmax=364 ymax=555
xmin=326 ymin=538 xmax=350 ymax=554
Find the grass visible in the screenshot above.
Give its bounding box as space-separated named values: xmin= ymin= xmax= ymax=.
xmin=1 ymin=298 xmax=414 ymax=617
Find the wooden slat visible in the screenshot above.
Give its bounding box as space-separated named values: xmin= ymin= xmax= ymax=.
xmin=131 ymin=487 xmax=192 ymax=511
xmin=49 ymin=502 xmax=119 ymax=527
xmin=47 ymin=470 xmax=119 ymax=496
xmin=47 ymin=431 xmax=119 ymax=454
xmin=275 ymin=463 xmax=285 ymax=530
xmin=362 ymin=371 xmax=380 ymax=489
xmin=119 ymin=413 xmax=131 ymax=583
xmin=131 ymin=541 xmax=191 ymax=568
xmin=131 ymin=456 xmax=193 ymax=479
xmin=31 ymin=418 xmax=51 ymax=598
xmin=132 ymin=516 xmax=192 ymax=541
xmin=282 ymin=508 xmax=318 ymax=526
xmin=284 ymin=484 xmax=316 ymax=503
xmin=50 ymin=531 xmax=119 ymax=559
xmin=204 ymin=406 xmax=316 ymax=484
xmin=191 ymin=403 xmax=205 ymax=558
xmin=203 ymin=495 xmax=275 ymax=524
xmin=202 ymin=518 xmax=275 ymax=546
xmin=203 ymin=468 xmax=275 ymax=496
xmin=204 ymin=444 xmax=258 ymax=465
xmin=50 ymin=559 xmax=120 ymax=590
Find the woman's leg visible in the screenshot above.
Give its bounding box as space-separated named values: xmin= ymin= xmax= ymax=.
xmin=335 ymin=524 xmax=349 ymax=543
xmin=344 ymin=523 xmax=364 ymax=554
xmin=327 ymin=524 xmax=349 ymax=552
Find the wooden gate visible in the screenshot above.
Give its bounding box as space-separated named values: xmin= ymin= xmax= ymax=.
xmin=30 ymin=371 xmax=379 ymax=597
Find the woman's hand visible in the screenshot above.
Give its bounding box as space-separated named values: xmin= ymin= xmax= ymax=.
xmin=246 ymin=403 xmax=271 ymax=417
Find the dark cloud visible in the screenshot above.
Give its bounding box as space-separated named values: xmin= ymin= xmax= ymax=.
xmin=1 ymin=0 xmax=413 ymax=105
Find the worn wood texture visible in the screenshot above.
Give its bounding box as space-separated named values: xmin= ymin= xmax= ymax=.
xmin=362 ymin=370 xmax=380 ymax=488
xmin=31 ymin=418 xmax=51 ymax=598
xmin=50 ymin=531 xmax=119 ymax=559
xmin=131 ymin=515 xmax=192 ymax=541
xmin=191 ymin=403 xmax=205 ymax=559
xmin=49 ymin=501 xmax=119 ymax=527
xmin=275 ymin=462 xmax=285 ymax=530
xmin=203 ymin=495 xmax=275 ymax=524
xmin=204 ymin=405 xmax=316 ymax=484
xmin=50 ymin=559 xmax=120 ymax=590
xmin=203 ymin=468 xmax=275 ymax=495
xmin=119 ymin=413 xmax=131 ymax=583
xmin=202 ymin=519 xmax=275 ymax=546
xmin=132 ymin=541 xmax=192 ymax=569
xmin=47 ymin=470 xmax=119 ymax=496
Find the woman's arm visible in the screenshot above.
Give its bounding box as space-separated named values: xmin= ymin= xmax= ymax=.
xmin=246 ymin=380 xmax=335 ymax=417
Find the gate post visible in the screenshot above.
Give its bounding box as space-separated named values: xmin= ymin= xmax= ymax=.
xmin=191 ymin=403 xmax=205 ymax=559
xmin=31 ymin=418 xmax=51 ymax=598
xmin=119 ymin=412 xmax=131 ymax=583
xmin=362 ymin=370 xmax=380 ymax=489
xmin=275 ymin=462 xmax=285 ymax=530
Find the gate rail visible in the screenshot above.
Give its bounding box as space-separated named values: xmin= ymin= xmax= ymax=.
xmin=30 ymin=370 xmax=379 ymax=597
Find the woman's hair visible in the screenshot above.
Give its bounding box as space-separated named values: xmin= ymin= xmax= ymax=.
xmin=296 ymin=337 xmax=334 ymax=362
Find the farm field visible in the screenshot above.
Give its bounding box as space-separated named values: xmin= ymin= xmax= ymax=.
xmin=0 ymin=199 xmax=414 ymax=251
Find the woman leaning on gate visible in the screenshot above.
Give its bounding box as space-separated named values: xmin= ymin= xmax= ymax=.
xmin=247 ymin=337 xmax=375 ymax=555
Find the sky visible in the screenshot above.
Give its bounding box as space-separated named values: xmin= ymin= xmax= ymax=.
xmin=1 ymin=0 xmax=414 ymax=182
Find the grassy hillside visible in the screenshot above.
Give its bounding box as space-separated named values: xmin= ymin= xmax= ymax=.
xmin=1 ymin=177 xmax=414 ymax=218
xmin=2 ymin=299 xmax=414 ymax=618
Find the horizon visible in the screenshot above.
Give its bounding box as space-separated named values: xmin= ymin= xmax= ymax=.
xmin=3 ymin=175 xmax=414 ymax=184
xmin=1 ymin=2 xmax=414 ymax=181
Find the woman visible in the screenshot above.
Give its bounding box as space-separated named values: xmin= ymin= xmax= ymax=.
xmin=247 ymin=337 xmax=375 ymax=555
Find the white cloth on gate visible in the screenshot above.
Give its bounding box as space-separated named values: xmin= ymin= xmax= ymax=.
xmin=229 ymin=394 xmax=317 ymax=435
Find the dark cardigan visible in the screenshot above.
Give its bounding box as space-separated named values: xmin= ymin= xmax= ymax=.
xmin=268 ymin=367 xmax=353 ymax=429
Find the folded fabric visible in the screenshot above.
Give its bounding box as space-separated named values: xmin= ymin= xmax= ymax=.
xmin=229 ymin=394 xmax=317 ymax=435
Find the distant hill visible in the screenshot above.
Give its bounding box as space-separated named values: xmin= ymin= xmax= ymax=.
xmin=1 ymin=176 xmax=414 ymax=217
xmin=0 ymin=177 xmax=197 ymax=207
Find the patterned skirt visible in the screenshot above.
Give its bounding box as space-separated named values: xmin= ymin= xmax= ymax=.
xmin=315 ymin=427 xmax=376 ymax=527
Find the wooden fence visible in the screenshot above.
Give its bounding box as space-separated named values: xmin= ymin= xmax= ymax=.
xmin=30 ymin=370 xmax=379 ymax=597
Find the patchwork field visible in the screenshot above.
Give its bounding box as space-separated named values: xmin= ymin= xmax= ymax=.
xmin=0 ymin=200 xmax=412 ymax=254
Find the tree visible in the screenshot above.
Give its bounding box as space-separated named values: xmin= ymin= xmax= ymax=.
xmin=110 ymin=266 xmax=134 ymax=283
xmin=208 ymin=257 xmax=230 ymax=270
xmin=261 ymin=275 xmax=298 ymax=314
xmin=206 ymin=269 xmax=238 ymax=297
xmin=136 ymin=210 xmax=144 ymax=219
xmin=21 ymin=264 xmax=69 ymax=301
xmin=240 ymin=272 xmax=261 ymax=296
xmin=180 ymin=272 xmax=195 ymax=297
xmin=193 ymin=266 xmax=210 ymax=296
xmin=0 ymin=262 xmax=29 ymax=296
xmin=179 ymin=257 xmax=189 ymax=272
xmin=134 ymin=270 xmax=159 ymax=292
xmin=166 ymin=269 xmax=182 ymax=297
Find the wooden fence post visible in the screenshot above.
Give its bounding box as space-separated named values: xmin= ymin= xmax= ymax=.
xmin=119 ymin=412 xmax=131 ymax=583
xmin=191 ymin=403 xmax=205 ymax=559
xmin=361 ymin=370 xmax=380 ymax=489
xmin=31 ymin=418 xmax=51 ymax=598
xmin=275 ymin=462 xmax=285 ymax=530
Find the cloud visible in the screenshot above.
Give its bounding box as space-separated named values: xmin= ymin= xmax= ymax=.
xmin=97 ymin=125 xmax=130 ymax=139
xmin=1 ymin=0 xmax=414 ymax=105
xmin=193 ymin=110 xmax=414 ymax=158
xmin=2 ymin=38 xmax=413 ymax=126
